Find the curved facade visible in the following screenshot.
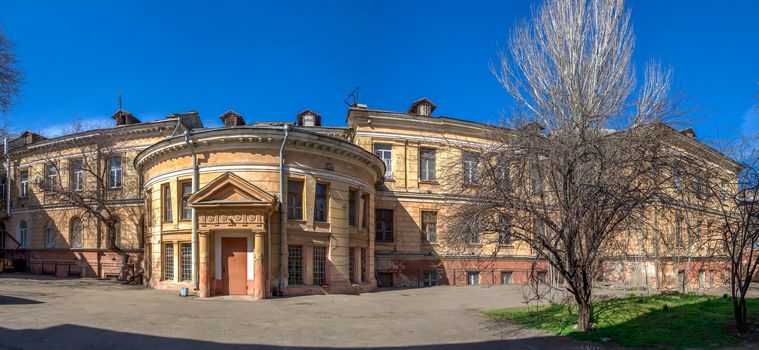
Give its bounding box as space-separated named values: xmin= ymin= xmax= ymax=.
xmin=135 ymin=126 xmax=384 ymax=297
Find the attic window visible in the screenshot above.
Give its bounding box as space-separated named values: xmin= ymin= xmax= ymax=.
xmin=219 ymin=111 xmax=245 ymax=127
xmin=296 ymin=109 xmax=322 ymax=127
xmin=408 ymin=98 xmax=436 ymax=117
xmin=303 ymin=114 xmax=315 ymax=127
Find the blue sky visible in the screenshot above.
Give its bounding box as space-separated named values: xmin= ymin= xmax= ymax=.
xmin=0 ymin=0 xmax=757 ymax=141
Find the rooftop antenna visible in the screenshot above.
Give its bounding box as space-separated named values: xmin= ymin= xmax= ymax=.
xmin=343 ymin=87 xmax=359 ymax=107
xmin=118 ymin=92 xmax=123 ymax=110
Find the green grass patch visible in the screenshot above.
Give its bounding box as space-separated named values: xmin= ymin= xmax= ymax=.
xmin=486 ymin=293 xmax=759 ymax=349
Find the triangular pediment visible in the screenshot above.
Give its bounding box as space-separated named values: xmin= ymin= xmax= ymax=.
xmin=188 ymin=172 xmax=277 ymax=208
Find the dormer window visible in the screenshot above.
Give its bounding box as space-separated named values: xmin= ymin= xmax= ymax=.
xmin=111 ymin=109 xmax=141 ymax=126
xmin=219 ymin=110 xmax=245 ymax=127
xmin=408 ymin=98 xmax=436 ymax=117
xmin=303 ymin=114 xmax=315 ymax=126
xmin=296 ymin=109 xmax=322 ymax=127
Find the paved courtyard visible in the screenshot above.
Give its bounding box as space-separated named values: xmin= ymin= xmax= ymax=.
xmin=0 ymin=274 xmax=602 ymax=350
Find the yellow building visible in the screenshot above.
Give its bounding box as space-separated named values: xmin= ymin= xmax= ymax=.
xmin=0 ymin=99 xmax=739 ymax=297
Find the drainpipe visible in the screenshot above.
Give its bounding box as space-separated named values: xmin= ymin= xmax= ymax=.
xmin=183 ymin=130 xmax=200 ymax=292
xmin=278 ymin=125 xmax=290 ymax=295
xmin=4 ymin=138 xmax=9 ymax=217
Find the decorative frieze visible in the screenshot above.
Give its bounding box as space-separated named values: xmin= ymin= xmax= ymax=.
xmin=198 ymin=209 xmax=266 ymax=231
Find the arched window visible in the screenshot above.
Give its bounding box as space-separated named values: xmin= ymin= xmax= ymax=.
xmin=17 ymin=221 xmax=27 ymax=248
xmin=44 ymin=222 xmax=55 ymax=249
xmin=70 ymin=217 xmax=83 ymax=248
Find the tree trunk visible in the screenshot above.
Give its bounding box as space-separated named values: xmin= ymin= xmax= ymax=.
xmin=106 ymin=223 xmax=129 ymax=281
xmin=577 ymin=300 xmax=593 ymax=331
xmin=734 ymin=297 xmax=748 ymax=332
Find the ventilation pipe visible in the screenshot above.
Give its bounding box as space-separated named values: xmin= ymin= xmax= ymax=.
xmin=278 ymin=125 xmax=290 ymax=295
xmin=183 ymin=130 xmax=200 ymax=292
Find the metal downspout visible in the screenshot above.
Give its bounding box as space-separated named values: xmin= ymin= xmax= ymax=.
xmin=4 ymin=138 xmax=9 ymax=217
xmin=184 ymin=131 xmax=200 ymax=292
xmin=278 ymin=125 xmax=290 ymax=295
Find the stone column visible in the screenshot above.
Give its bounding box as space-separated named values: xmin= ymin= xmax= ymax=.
xmin=254 ymin=232 xmax=265 ymax=299
xmin=199 ymin=232 xmax=211 ymax=297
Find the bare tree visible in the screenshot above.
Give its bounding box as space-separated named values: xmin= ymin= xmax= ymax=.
xmin=713 ymin=137 xmax=759 ymax=332
xmin=442 ymin=0 xmax=681 ymax=331
xmin=31 ymin=120 xmax=142 ymax=281
xmin=0 ymin=28 xmax=22 ymax=113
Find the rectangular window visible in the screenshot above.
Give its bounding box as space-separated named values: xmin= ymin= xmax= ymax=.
xmin=44 ymin=226 xmax=55 ymax=248
xmin=287 ymin=180 xmax=304 ymax=220
xmin=531 ymin=164 xmax=543 ymax=194
xmin=313 ymin=245 xmax=326 ymax=285
xmin=374 ymin=144 xmax=392 ymax=178
xmin=180 ymin=182 xmax=192 ymax=220
xmin=314 ymin=183 xmax=328 ymax=222
xmin=361 ymin=248 xmax=367 ymax=282
xmin=164 ymin=243 xmax=175 ymax=281
xmin=362 ymin=193 xmax=370 ymax=228
xmin=498 ymin=214 xmax=512 ymax=246
xmin=163 ymin=184 xmax=172 ymax=222
xmin=462 ymin=151 xmax=478 ymax=184
xmin=375 ymin=209 xmax=394 ymax=242
xmin=675 ymin=217 xmax=683 ymax=247
xmin=71 ymin=159 xmax=84 ymax=191
xmin=467 ymin=271 xmax=480 ymax=285
xmin=673 ymin=167 xmax=682 ymax=190
xmin=180 ymin=243 xmax=192 ymax=281
xmin=497 ymin=162 xmax=510 ymax=188
xmin=424 ymin=271 xmax=438 ymax=286
xmin=467 ymin=227 xmax=480 ymax=245
xmin=419 ymin=148 xmax=436 ymax=181
xmin=533 ymin=217 xmax=545 ymax=242
xmin=349 ymin=248 xmax=356 ymax=283
xmin=501 ymin=271 xmax=513 ymax=284
xmin=349 ymin=189 xmax=357 ymax=226
xmin=288 ymin=245 xmax=303 ymax=285
xmin=20 ymin=170 xmax=28 ymax=198
xmin=108 ymin=157 xmax=122 ymax=189
xmin=421 ymin=211 xmax=437 ymax=243
xmin=46 ymin=164 xmax=58 ymax=189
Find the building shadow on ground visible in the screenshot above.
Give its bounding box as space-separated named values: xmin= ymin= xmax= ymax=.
xmin=0 ymin=294 xmax=43 ymax=305
xmin=0 ymin=324 xmax=593 ymax=350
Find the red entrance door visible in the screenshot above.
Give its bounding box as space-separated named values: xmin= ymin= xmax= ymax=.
xmin=221 ymin=237 xmax=247 ymax=295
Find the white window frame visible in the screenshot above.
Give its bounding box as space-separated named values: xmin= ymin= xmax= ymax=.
xmin=17 ymin=221 xmax=28 ymax=248
xmin=20 ymin=170 xmax=29 ymax=198
xmin=108 ymin=157 xmax=122 ymax=189
xmin=71 ymin=218 xmax=83 ymax=249
xmin=374 ymin=144 xmax=393 ymax=178
xmin=462 ymin=151 xmax=478 ymax=184
xmin=71 ymin=160 xmax=84 ymax=191
xmin=467 ymin=271 xmax=480 ymax=285
xmin=44 ymin=224 xmax=55 ymax=248
xmin=419 ymin=148 xmax=436 ymax=181
xmin=46 ymin=164 xmax=58 ymax=189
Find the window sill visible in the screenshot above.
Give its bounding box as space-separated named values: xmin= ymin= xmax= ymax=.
xmin=313 ymin=221 xmax=330 ymax=229
xmin=376 ymin=240 xmax=394 ymax=244
xmin=419 ymin=180 xmax=439 ymax=185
